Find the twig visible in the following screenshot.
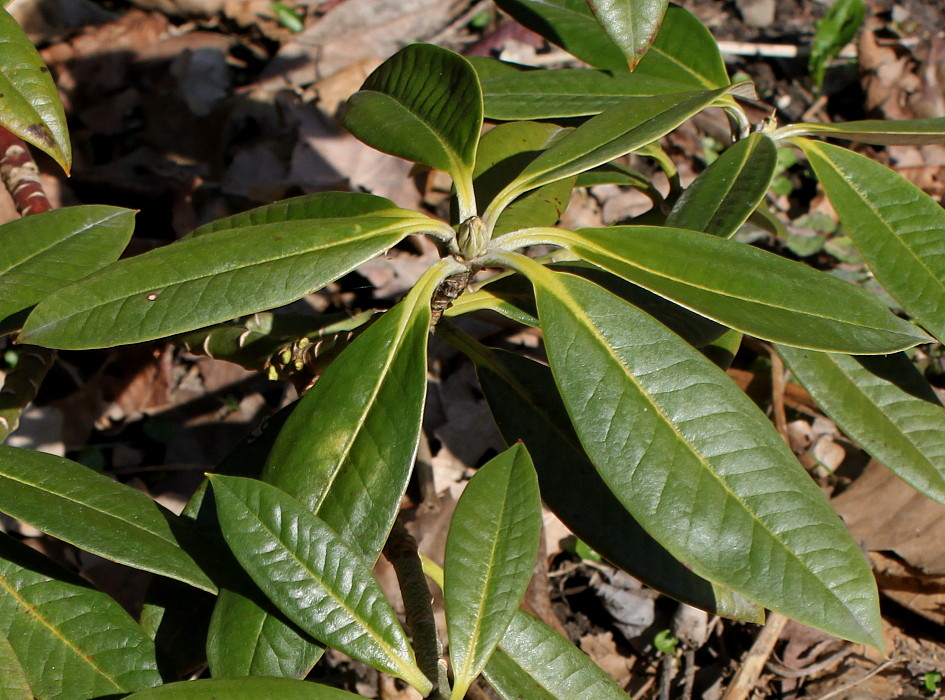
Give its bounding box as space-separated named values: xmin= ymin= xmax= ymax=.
xmin=681 ymin=648 xmax=697 ymax=700
xmin=429 ymin=0 xmax=492 ymax=45
xmin=721 ymin=611 xmax=789 ymax=700
xmin=766 ymin=646 xmax=853 ymax=679
xmin=0 ymin=126 xmax=52 ymax=216
xmin=0 ymin=125 xmax=56 ymax=442
xmin=812 ymin=659 xmax=896 ymax=700
xmin=383 ymin=518 xmax=450 ymax=699
xmin=658 ymin=652 xmax=679 ymax=700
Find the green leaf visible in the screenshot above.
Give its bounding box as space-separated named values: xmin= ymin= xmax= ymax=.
xmin=20 ymin=214 xmax=430 ymax=349
xmin=494 ymin=0 xmax=628 ymax=72
xmin=473 ymin=62 xmax=693 ymax=120
xmin=342 ymin=43 xmax=482 ymax=212
xmin=263 ymin=259 xmax=446 ymax=551
xmin=516 ymin=262 xmax=884 ymax=648
xmin=208 ymin=589 xmax=323 ymax=679
xmin=0 ymin=630 xmax=32 ymax=700
xmin=0 ymin=7 xmax=71 ymax=172
xmin=473 ymin=121 xmax=574 ymax=236
xmin=665 ymin=133 xmax=777 ymax=238
xmin=0 ymin=206 xmax=134 ymax=334
xmin=471 ymin=345 xmax=763 ymax=622
xmin=587 ymin=0 xmax=669 ymax=69
xmin=780 ymin=117 xmax=945 ymax=146
xmin=488 ymin=87 xmax=728 ymax=220
xmin=0 ymin=445 xmax=216 ymax=593
xmin=808 ymin=0 xmax=865 ymax=88
xmin=178 ymin=405 xmax=326 ymax=680
xmin=799 ymin=139 xmax=945 ymax=343
xmin=209 ymin=475 xmax=431 ymax=694
xmin=483 ymin=610 xmax=627 ymax=700
xmin=188 ymin=191 xmax=409 ymax=237
xmin=542 ymin=225 xmax=930 ymax=353
xmin=207 ymin=266 xmax=448 ymax=680
xmin=0 ymin=533 xmax=161 ymax=697
xmin=445 ymin=444 xmax=541 ymax=698
xmin=634 ymin=4 xmax=730 ymax=88
xmin=777 ymin=346 xmax=945 ymax=505
xmin=207 ymin=263 xmax=449 ymax=679
xmin=126 ymin=678 xmax=363 ymax=699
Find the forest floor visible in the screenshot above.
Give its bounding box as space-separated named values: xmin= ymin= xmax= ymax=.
xmin=1 ymin=0 xmax=944 ymax=697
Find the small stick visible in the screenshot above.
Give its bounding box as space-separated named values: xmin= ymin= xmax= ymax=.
xmin=812 ymin=659 xmax=896 ymax=700
xmin=721 ymin=611 xmax=789 ymax=700
xmin=766 ymin=645 xmax=853 ymax=679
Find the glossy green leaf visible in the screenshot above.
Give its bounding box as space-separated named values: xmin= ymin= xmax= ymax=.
xmin=0 ymin=206 xmax=134 ymax=334
xmin=183 ymin=406 xmax=327 ymax=680
xmin=665 ymin=133 xmax=777 ymax=238
xmin=494 ymin=0 xmax=627 ymax=72
xmin=0 ymin=631 xmax=31 ymax=700
xmin=483 ymin=610 xmax=627 ymax=700
xmin=208 ymin=592 xmax=323 ymax=678
xmin=342 ymin=43 xmax=482 ymax=205
xmin=0 ymin=8 xmax=71 ymax=172
xmin=799 ymin=139 xmax=945 ymax=343
xmin=542 ymin=226 xmax=930 ymax=353
xmin=0 ymin=445 xmax=216 ymax=593
xmin=263 ymin=259 xmax=446 ymax=549
xmin=516 ymin=262 xmax=884 ymax=648
xmin=473 ymin=121 xmax=573 ymax=236
xmin=473 ymin=61 xmax=693 ymax=120
xmin=780 ymin=117 xmax=945 ymax=146
xmin=489 ymin=87 xmax=728 ymax=217
xmin=189 ymin=191 xmax=410 ymax=237
xmin=445 ymin=444 xmax=541 ymax=698
xmin=209 ymin=475 xmax=431 ymax=694
xmin=471 ymin=345 xmax=763 ymax=622
xmin=634 ymin=4 xmax=730 ymax=88
xmin=587 ymin=0 xmax=669 ymax=69
xmin=20 ymin=214 xmax=431 ymax=349
xmin=777 ymin=346 xmax=945 ymax=505
xmin=207 ymin=263 xmax=451 ymax=679
xmin=126 ymin=678 xmax=363 ymax=699
xmin=0 ymin=533 xmax=161 ymax=697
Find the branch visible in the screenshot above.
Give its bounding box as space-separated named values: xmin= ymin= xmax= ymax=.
xmin=0 ymin=125 xmax=56 ymax=442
